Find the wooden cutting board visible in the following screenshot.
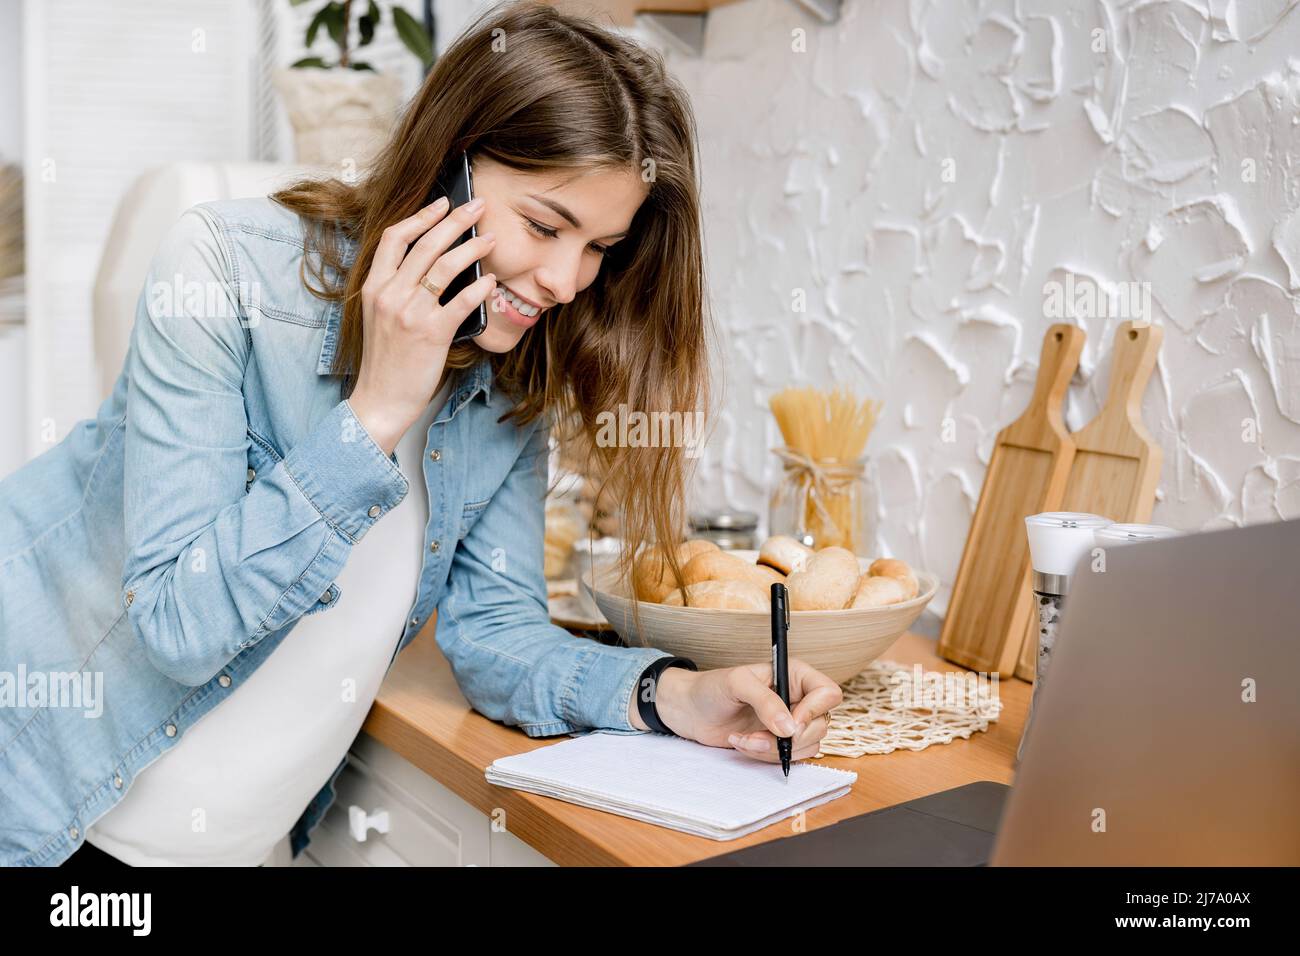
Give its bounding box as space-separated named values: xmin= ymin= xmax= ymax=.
xmin=1015 ymin=320 xmax=1163 ymax=680
xmin=937 ymin=324 xmax=1085 ymax=676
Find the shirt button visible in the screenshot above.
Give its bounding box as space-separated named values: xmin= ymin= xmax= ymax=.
xmin=247 ymin=467 xmax=256 ymax=482
xmin=69 ymin=826 xmax=79 ymax=840
xmin=410 ymin=617 xmax=419 ymax=627
xmin=430 ymin=540 xmax=440 ymax=553
xmin=319 ymin=590 xmax=333 ymax=604
xmin=218 ymin=674 xmax=232 ymax=688
xmin=429 ymin=449 xmax=441 ymax=461
xmin=368 ymin=504 xmax=381 ymax=518
xmin=164 ymin=723 xmax=177 ymax=737
xmin=113 ymin=774 xmax=123 ymax=789
xmin=123 ymin=588 xmax=134 ymax=608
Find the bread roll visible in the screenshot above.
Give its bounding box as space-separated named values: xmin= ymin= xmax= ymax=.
xmin=633 ymin=539 xmax=719 ymax=603
xmin=544 ymin=501 xmax=585 ymax=578
xmin=682 ymin=549 xmax=785 ymax=590
xmin=757 ymin=534 xmax=814 ymax=575
xmin=849 ymin=573 xmax=909 ymax=608
xmin=867 ymin=557 xmax=918 ymax=600
xmin=677 ymin=538 xmax=719 ymax=564
xmin=662 ymin=579 xmax=769 ymax=611
xmin=633 ymin=548 xmax=675 ymax=603
xmin=786 ymin=546 xmax=860 ymax=610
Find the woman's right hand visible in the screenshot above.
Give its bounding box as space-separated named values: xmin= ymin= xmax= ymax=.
xmin=348 ymin=196 xmax=498 ymax=455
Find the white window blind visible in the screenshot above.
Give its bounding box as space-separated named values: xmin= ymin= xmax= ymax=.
xmin=22 ymin=0 xmax=257 ymax=456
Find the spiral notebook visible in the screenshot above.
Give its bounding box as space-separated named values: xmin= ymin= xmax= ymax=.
xmin=485 ymin=731 xmax=857 ymax=840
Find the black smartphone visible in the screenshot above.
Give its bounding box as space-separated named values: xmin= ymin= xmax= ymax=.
xmin=427 ymin=151 xmax=489 ymax=342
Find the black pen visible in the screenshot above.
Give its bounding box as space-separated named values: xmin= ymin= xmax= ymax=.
xmin=770 ymin=582 xmax=792 ymax=777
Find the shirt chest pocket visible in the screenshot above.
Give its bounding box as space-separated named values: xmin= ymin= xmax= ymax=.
xmin=245 ymin=429 xmax=283 ymax=491
xmin=458 ymin=498 xmax=490 ymax=540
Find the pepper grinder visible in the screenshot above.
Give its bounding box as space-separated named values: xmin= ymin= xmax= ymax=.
xmin=1017 ymin=512 xmax=1113 ymax=764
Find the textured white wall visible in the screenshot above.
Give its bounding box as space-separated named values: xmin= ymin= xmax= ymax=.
xmin=654 ymin=0 xmax=1300 ymax=618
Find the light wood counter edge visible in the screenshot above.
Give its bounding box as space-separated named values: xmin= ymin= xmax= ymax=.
xmin=360 ymin=618 xmax=1032 ymax=866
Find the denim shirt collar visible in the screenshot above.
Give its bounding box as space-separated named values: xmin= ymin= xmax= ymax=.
xmin=314 ymin=231 xmax=493 ymax=403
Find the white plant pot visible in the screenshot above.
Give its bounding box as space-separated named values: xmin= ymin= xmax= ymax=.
xmin=273 ymin=68 xmax=403 ymax=168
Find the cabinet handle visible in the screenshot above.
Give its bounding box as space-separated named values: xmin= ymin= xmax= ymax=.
xmin=348 ymin=805 xmax=391 ymax=842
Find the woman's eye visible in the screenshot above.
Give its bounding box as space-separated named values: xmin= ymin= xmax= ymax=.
xmin=524 ymin=218 xmax=557 ymax=239
xmin=523 ymin=218 xmax=610 ymax=256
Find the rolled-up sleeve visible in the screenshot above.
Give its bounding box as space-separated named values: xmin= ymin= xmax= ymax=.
xmin=434 ymin=418 xmax=671 ymax=736
xmin=122 ymin=206 xmax=408 ymax=686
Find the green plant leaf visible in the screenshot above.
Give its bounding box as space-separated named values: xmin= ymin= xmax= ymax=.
xmin=391 ymin=6 xmax=434 ymax=67
xmin=289 ymin=0 xmax=313 ymax=6
xmin=305 ymin=5 xmax=330 ymax=47
xmin=358 ymin=0 xmax=379 ymax=46
xmin=290 ymin=56 xmax=332 ymax=69
xmin=324 ymin=2 xmax=348 ymax=51
xmin=351 ymin=61 xmax=375 ymax=71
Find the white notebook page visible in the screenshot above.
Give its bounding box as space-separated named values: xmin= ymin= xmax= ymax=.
xmin=486 ymin=731 xmax=857 ymax=840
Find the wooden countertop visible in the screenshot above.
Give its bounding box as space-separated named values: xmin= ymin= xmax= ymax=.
xmin=361 ymin=616 xmax=1031 ymax=866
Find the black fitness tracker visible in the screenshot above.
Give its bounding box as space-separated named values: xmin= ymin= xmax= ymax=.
xmin=635 ymin=656 xmax=698 ymax=736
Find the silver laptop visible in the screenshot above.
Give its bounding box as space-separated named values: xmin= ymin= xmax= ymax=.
xmin=695 ymin=518 xmax=1300 ymax=867
xmin=991 ymin=516 xmax=1300 ymax=866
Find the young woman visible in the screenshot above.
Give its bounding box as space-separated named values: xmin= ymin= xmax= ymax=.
xmin=0 ymin=0 xmax=841 ymax=867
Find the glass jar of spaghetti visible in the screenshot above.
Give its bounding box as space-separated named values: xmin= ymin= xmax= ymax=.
xmin=767 ymin=449 xmax=876 ymax=555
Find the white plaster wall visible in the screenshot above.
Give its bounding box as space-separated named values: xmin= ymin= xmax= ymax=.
xmin=654 ymin=0 xmax=1300 ymax=618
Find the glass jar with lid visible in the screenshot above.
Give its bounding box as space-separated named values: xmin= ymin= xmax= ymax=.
xmin=688 ymin=509 xmax=758 ymax=551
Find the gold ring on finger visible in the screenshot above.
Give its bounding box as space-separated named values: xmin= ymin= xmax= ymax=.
xmin=419 ymin=275 xmax=444 ymax=298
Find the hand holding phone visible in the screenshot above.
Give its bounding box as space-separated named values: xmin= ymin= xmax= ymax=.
xmin=426 ymin=150 xmax=490 ymax=343
xmin=347 ymin=181 xmax=497 ymax=455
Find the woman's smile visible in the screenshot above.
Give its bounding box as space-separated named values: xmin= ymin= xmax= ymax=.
xmin=492 ymin=280 xmax=545 ymax=327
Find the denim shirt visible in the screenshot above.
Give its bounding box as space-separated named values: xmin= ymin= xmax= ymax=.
xmin=0 ymin=197 xmax=670 ymax=866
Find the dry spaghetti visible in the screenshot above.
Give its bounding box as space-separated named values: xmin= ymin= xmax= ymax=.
xmin=769 ymin=385 xmax=881 ymax=552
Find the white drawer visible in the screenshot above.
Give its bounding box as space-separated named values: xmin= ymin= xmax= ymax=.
xmin=302 ymin=730 xmax=555 ymax=867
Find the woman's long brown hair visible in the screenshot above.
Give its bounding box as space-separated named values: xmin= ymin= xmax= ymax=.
xmin=271 ymin=0 xmax=716 ymax=640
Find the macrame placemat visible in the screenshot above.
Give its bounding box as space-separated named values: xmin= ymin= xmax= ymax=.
xmin=814 ymin=659 xmax=1004 ymax=758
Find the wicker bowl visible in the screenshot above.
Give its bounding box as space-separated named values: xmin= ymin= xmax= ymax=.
xmin=580 ymin=549 xmax=937 ymax=683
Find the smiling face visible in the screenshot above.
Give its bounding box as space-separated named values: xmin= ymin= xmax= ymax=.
xmin=466 ymin=156 xmax=649 ymax=352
